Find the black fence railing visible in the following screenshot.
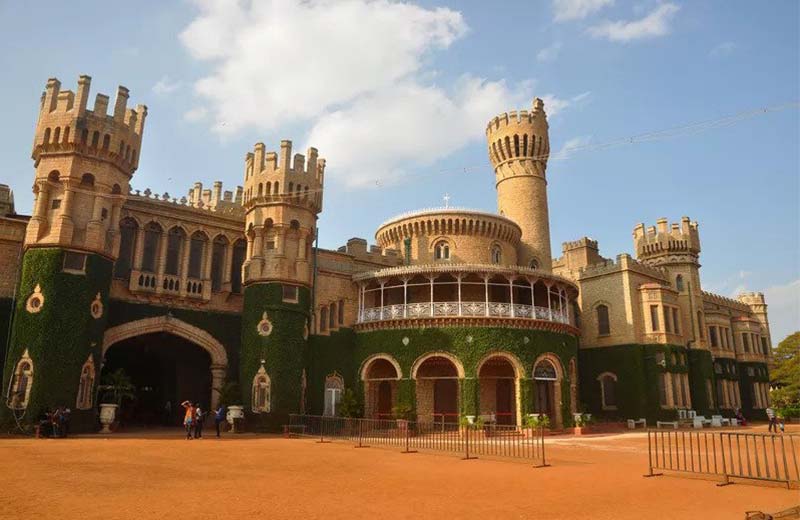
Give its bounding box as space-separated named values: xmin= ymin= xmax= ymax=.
xmin=645 ymin=429 xmax=800 ymax=488
xmin=287 ymin=414 xmax=547 ymax=466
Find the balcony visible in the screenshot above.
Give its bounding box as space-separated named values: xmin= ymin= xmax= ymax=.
xmin=360 ymin=302 xmax=569 ymax=323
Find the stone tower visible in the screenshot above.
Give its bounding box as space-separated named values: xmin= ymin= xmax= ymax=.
xmin=487 ymin=98 xmax=552 ymax=271
xmin=239 ymin=140 xmax=325 ymax=430
xmin=2 ymin=76 xmax=146 ymax=429
xmin=633 ymin=217 xmax=704 ymax=348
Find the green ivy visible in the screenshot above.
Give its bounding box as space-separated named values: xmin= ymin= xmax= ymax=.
xmin=0 ymin=297 xmax=13 ymax=373
xmin=240 ymin=283 xmax=310 ymax=431
xmin=307 ymin=325 xmax=578 ymax=425
xmin=687 ymin=349 xmax=714 ymax=416
xmin=0 ymin=248 xmax=112 ymax=432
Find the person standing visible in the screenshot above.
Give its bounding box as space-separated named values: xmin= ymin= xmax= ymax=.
xmin=214 ymin=405 xmax=225 ymax=438
xmin=194 ymin=403 xmax=205 ymax=439
xmin=766 ymin=406 xmax=777 ymax=433
xmin=181 ymin=400 xmax=194 ymax=440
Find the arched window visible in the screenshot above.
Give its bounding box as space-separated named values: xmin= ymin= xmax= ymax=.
xmin=251 ymin=365 xmax=271 ymax=413
xmin=7 ymin=350 xmax=33 ymax=410
xmin=319 ymin=307 xmax=328 ymax=333
xmin=80 ymin=173 xmax=95 ymax=187
xmin=596 ymin=304 xmax=610 ymax=335
xmin=533 ymin=359 xmax=558 ymax=381
xmin=491 ymin=245 xmax=502 ymax=264
xmin=102 ymin=134 xmax=110 ymax=150
xmin=62 ymin=126 xmax=70 ymax=143
xmin=323 ymin=374 xmax=344 ymax=416
xmin=165 ymin=227 xmax=186 ymax=276
xmin=529 ymin=258 xmax=539 ymax=270
xmin=43 ymin=128 xmax=51 ymax=144
xmin=114 ymin=217 xmax=138 ymax=280
xmin=329 ymin=302 xmax=337 ymax=329
xmin=675 ymin=275 xmax=684 ymax=292
xmin=338 ymin=299 xmax=344 ymax=325
xmin=230 ymin=239 xmax=247 ymax=294
xmin=141 ymin=222 xmax=162 ymax=273
xmin=75 ymin=355 xmax=95 ymax=410
xmin=211 ymin=236 xmax=227 ymax=292
xmin=434 ymin=241 xmax=450 ymax=261
xmin=53 ymin=127 xmax=61 ymax=143
xmin=187 ymin=231 xmax=207 ymax=279
xmin=48 ymin=170 xmax=60 ymax=183
xmin=597 ymin=372 xmax=618 ymax=410
xmin=91 ymin=131 xmax=100 ymax=148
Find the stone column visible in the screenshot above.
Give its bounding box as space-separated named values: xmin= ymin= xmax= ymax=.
xmin=210 ymin=364 xmax=226 ymax=409
xmin=179 ymin=237 xmax=191 ymax=295
xmin=223 ymin=240 xmax=234 ymax=289
xmin=132 ymin=225 xmax=144 ymax=270
xmin=252 ymin=226 xmax=264 ymax=258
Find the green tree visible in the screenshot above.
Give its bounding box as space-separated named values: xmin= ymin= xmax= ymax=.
xmin=770 ymin=332 xmax=799 ymax=407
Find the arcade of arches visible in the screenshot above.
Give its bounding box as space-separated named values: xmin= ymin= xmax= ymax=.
xmin=358 ymin=352 xmax=573 ymax=427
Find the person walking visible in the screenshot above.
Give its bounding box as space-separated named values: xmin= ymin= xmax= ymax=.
xmin=766 ymin=406 xmax=777 ymax=433
xmin=194 ymin=403 xmax=205 ymax=439
xmin=181 ymin=400 xmax=194 ymax=440
xmin=214 ymin=405 xmax=225 ymax=438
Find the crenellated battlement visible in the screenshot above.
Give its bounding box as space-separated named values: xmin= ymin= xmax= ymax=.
xmin=633 ymin=216 xmax=701 ymax=264
xmin=485 ymin=98 xmax=548 ymax=135
xmin=32 ymin=76 xmax=147 ymax=176
xmin=576 ymin=253 xmax=668 ymax=281
xmin=562 ymin=237 xmax=598 ymax=252
xmin=486 ymin=98 xmax=550 ymax=167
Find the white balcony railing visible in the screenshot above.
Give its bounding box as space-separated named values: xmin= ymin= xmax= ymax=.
xmin=359 ymin=302 xmax=569 ymax=324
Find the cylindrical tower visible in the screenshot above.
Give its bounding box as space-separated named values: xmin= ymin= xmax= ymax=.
xmin=239 ymin=139 xmax=325 ymax=430
xmin=2 ymin=76 xmax=146 ymax=430
xmin=487 ymin=98 xmax=552 ymax=271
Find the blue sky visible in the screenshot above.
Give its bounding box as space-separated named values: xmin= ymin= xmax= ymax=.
xmin=0 ymin=0 xmax=797 ymax=340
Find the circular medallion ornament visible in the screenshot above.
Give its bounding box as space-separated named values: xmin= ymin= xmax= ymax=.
xmin=26 ymin=284 xmax=44 ymax=314
xmin=90 ymin=293 xmax=104 ymax=319
xmin=257 ymin=312 xmax=273 ymax=337
xmin=524 ymin=336 xmax=530 ymax=344
xmin=466 ymin=335 xmax=473 ymax=344
xmin=402 ymin=337 xmax=410 ymax=346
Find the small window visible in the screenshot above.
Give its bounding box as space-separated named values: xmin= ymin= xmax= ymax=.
xmin=598 ymin=373 xmax=617 ymax=410
xmin=533 ymin=359 xmax=558 ymax=381
xmin=650 ymin=305 xmax=660 ymax=332
xmin=323 ymin=374 xmax=344 ymax=416
xmin=675 ymin=275 xmax=684 ymax=292
xmin=266 ymin=238 xmax=276 ymax=251
xmin=75 ymin=355 xmax=95 ymax=410
xmin=7 ymin=350 xmax=33 ymax=410
xmin=529 ymin=259 xmax=539 ymax=269
xmin=338 ymin=299 xmax=344 ymax=325
xmin=490 ymin=245 xmax=502 ymax=264
xmin=434 ymin=241 xmax=450 ymax=261
xmin=596 ymin=305 xmax=610 ymax=336
xmin=63 ymin=251 xmax=87 ymax=273
xmin=282 ymin=284 xmax=299 ymax=303
xmin=51 ymin=199 xmax=61 ymax=210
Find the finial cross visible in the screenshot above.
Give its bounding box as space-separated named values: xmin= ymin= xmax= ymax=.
xmin=443 ymin=193 xmax=451 ymax=208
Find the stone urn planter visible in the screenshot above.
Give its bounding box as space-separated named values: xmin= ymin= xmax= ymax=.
xmin=99 ymin=404 xmax=118 ymax=433
xmin=226 ymin=405 xmax=245 ymax=433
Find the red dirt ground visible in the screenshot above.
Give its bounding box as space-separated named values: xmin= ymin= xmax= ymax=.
xmin=1 ymin=425 xmax=797 ymax=520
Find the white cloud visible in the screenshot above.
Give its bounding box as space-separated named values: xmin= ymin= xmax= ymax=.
xmin=306 ymin=76 xmax=532 ymax=189
xmin=553 ymin=0 xmax=614 ymax=22
xmin=761 ymin=279 xmax=800 ymax=344
xmin=183 ymin=106 xmax=208 ymax=122
xmin=709 ymin=41 xmax=736 ymax=58
xmin=556 ymin=135 xmax=592 ymax=158
xmin=537 ymin=42 xmax=562 ymax=63
xmin=589 ymin=3 xmax=680 ymax=42
xmin=152 ymin=76 xmax=182 ymax=95
xmin=540 ymin=91 xmax=591 ymax=117
xmin=180 ymin=0 xmax=468 ymax=134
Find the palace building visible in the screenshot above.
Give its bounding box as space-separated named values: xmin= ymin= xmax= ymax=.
xmin=0 ymin=76 xmax=773 ymax=432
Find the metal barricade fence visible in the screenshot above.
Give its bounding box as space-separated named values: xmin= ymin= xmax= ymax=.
xmin=645 ymin=429 xmax=800 ymax=488
xmin=288 ymin=414 xmax=547 ymax=467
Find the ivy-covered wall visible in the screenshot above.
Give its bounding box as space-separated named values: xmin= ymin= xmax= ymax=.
xmin=240 ymin=283 xmax=310 ymax=431
xmin=687 ymin=349 xmax=714 ymax=416
xmin=307 ymin=325 xmax=578 ymax=425
xmin=1 ymin=248 xmax=112 ymax=432
xmin=579 ymin=343 xmax=706 ymax=423
xmin=738 ymin=361 xmax=770 ymax=421
xmin=106 ymin=299 xmax=242 ymax=381
xmin=0 ymin=297 xmax=13 ymax=373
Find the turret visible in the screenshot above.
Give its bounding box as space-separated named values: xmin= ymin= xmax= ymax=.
xmin=26 ymin=75 xmax=147 ymax=258
xmin=737 ymin=292 xmax=772 ymax=352
xmin=239 ymin=139 xmax=326 ymax=431
xmin=241 ymin=139 xmax=325 ymax=287
xmin=487 ymin=98 xmax=552 ymax=271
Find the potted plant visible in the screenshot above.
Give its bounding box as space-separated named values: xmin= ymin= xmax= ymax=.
xmin=524 ymin=413 xmax=550 ymax=436
xmin=98 ymin=369 xmax=135 ymax=433
xmin=337 ymin=389 xmax=362 ymax=435
xmin=573 ymin=413 xmax=595 ymax=435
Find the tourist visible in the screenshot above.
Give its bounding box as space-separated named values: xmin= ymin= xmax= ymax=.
xmin=51 ymin=407 xmax=63 ymax=438
xmin=214 ymin=405 xmax=225 ymax=438
xmin=735 ymin=408 xmax=747 ymax=427
xmin=62 ymin=408 xmax=71 ymax=438
xmin=194 ymin=403 xmax=205 ymax=439
xmin=766 ymin=406 xmax=777 ymax=433
xmin=181 ymin=400 xmax=194 ymax=440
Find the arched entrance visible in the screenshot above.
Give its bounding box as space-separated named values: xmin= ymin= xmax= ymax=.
xmin=361 ymin=355 xmax=401 ymax=419
xmin=412 ymin=353 xmax=463 ymax=425
xmin=533 ymin=355 xmax=563 ymax=428
xmin=478 ymin=354 xmax=521 ymax=425
xmin=102 ymin=316 xmax=228 ymax=426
